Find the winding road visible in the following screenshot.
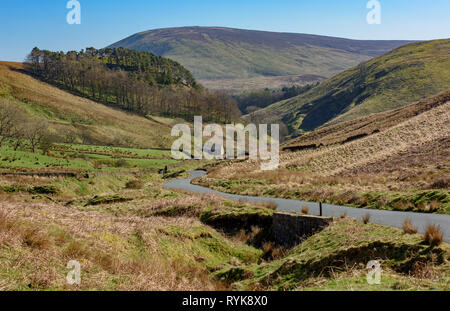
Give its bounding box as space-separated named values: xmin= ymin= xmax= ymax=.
xmin=164 ymin=170 xmax=450 ymax=243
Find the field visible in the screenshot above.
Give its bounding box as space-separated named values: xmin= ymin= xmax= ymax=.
xmin=0 ymin=143 xmax=176 ymax=173
xmin=199 ymin=74 xmax=326 ymax=94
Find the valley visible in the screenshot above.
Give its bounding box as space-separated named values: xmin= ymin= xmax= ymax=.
xmin=0 ymin=25 xmax=449 ymax=292
xmin=246 ymin=39 xmax=450 ymax=137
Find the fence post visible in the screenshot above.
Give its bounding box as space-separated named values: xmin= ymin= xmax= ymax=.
xmin=319 ymin=202 xmax=323 ymax=216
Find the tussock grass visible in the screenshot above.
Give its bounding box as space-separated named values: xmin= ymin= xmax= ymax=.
xmin=402 ymin=219 xmax=418 ymax=235
xmin=423 ymin=225 xmax=443 ymax=246
xmin=264 ymin=202 xmax=278 ymax=210
xmin=362 ymin=214 xmax=371 ymax=224
xmin=0 ymin=200 xmax=259 ymax=290
xmin=125 ymin=180 xmax=144 ymax=189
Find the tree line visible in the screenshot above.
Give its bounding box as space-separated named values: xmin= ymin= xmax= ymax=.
xmin=234 ymin=83 xmax=319 ymax=114
xmin=26 ymin=47 xmax=241 ymax=123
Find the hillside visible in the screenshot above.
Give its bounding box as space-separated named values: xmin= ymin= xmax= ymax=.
xmin=26 ymin=47 xmax=241 ymax=123
xmin=247 ymin=39 xmax=450 ymax=137
xmin=283 ymin=90 xmax=450 ymax=151
xmin=0 ymin=61 xmax=177 ymax=149
xmin=197 ymin=91 xmax=450 ymax=213
xmin=109 ymin=27 xmax=411 ymax=91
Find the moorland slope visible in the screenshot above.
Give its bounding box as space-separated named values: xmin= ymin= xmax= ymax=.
xmin=0 ymin=61 xmax=177 ymax=148
xmin=247 ymin=39 xmax=450 ymax=137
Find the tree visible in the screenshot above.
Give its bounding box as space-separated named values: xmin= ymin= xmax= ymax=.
xmin=23 ymin=121 xmax=49 ymax=153
xmin=24 ymin=47 xmax=242 ymax=123
xmin=0 ymin=99 xmax=26 ymax=147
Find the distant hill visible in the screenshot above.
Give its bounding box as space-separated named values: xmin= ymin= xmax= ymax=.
xmin=0 ymin=61 xmax=177 ymax=149
xmin=246 ymin=39 xmax=450 ymax=138
xmin=109 ymin=27 xmax=411 ymax=91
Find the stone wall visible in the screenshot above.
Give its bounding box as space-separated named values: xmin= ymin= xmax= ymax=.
xmin=273 ymin=212 xmax=333 ymax=247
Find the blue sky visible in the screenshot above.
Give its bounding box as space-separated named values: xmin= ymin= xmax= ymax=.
xmin=1 ymin=0 xmax=449 ymax=61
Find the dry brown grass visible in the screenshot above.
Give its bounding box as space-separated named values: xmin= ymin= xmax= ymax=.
xmin=125 ymin=180 xmax=144 ymax=189
xmin=393 ymin=201 xmax=415 ymax=212
xmin=0 ymin=211 xmax=51 ymax=249
xmin=301 ymin=206 xmax=309 ymax=215
xmin=209 ymin=95 xmax=449 ymax=180
xmin=271 ymin=246 xmax=288 ymax=260
xmin=0 ymin=200 xmax=238 ymax=290
xmin=261 ymin=241 xmax=288 ymax=261
xmin=262 ymin=241 xmax=274 ymax=254
xmin=264 ymin=202 xmax=278 ymax=210
xmin=402 ymin=219 xmax=418 ymax=234
xmin=423 ymin=224 xmax=443 ymax=246
xmin=282 ymin=101 xmax=450 ymax=176
xmin=362 ymin=214 xmax=371 ymax=224
xmin=284 ymin=90 xmax=450 ymax=150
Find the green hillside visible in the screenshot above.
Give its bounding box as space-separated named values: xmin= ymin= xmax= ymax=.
xmin=0 ymin=61 xmax=178 ymax=149
xmin=247 ymin=39 xmax=450 ymax=137
xmin=109 ymin=27 xmax=411 ymax=91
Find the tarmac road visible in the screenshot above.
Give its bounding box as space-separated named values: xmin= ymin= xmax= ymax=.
xmin=164 ymin=170 xmax=450 ymax=243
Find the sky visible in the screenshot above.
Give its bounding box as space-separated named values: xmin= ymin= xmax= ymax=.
xmin=1 ymin=0 xmax=449 ymax=62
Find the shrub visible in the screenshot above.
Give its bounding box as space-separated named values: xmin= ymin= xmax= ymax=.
xmin=301 ymin=206 xmax=309 ymax=215
xmin=86 ymin=195 xmax=132 ymax=206
xmin=0 ymin=185 xmax=26 ymax=193
xmin=29 ymin=185 xmax=59 ymax=195
xmin=402 ymin=219 xmax=418 ymax=234
xmin=423 ymin=224 xmax=443 ymax=246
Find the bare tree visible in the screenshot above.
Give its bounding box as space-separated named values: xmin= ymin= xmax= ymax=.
xmin=0 ymin=99 xmax=26 ymax=147
xmin=23 ymin=120 xmax=49 ymax=153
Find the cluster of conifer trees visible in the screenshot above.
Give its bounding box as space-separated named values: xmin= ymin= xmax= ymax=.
xmin=26 ymin=47 xmax=240 ymax=123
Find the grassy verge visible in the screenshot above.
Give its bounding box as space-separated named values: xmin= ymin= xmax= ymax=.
xmin=194 ymin=176 xmax=450 ymax=214
xmin=218 ymin=218 xmax=450 ymax=291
